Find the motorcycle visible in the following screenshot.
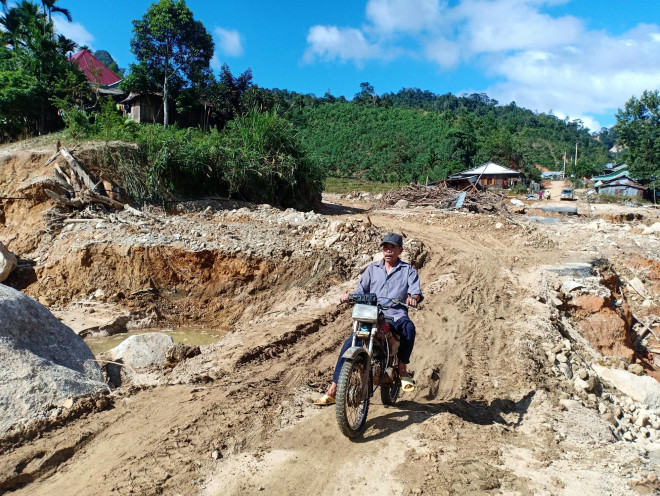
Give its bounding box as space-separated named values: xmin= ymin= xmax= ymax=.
xmin=335 ymin=293 xmax=416 ymax=438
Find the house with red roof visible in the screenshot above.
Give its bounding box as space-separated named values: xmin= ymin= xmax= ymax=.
xmin=70 ymin=49 xmax=121 ymax=86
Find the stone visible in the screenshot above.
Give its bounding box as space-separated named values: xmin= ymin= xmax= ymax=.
xmin=636 ymin=412 xmax=651 ymax=427
xmin=558 ymin=362 xmax=573 ymax=379
xmin=623 ymin=431 xmax=634 ymax=441
xmin=510 ymin=198 xmax=524 ymax=206
xmin=495 ymin=222 xmax=504 ymax=229
xmin=324 ymin=234 xmax=341 ymax=248
xmin=561 ymin=281 xmax=585 ymax=293
xmin=593 ymin=364 xmax=660 ymax=413
xmin=578 ymin=369 xmax=589 ymax=380
xmin=0 ymin=284 xmax=105 ymax=434
xmin=62 ymin=397 xmax=74 ymax=409
xmin=395 ymin=199 xmax=409 ymax=209
xmin=628 ymin=363 xmax=644 ymax=376
xmin=628 ymin=278 xmax=647 ymax=298
xmin=0 ymin=241 xmax=17 ymax=283
xmin=104 ymin=333 xmax=174 ymax=370
xmin=642 ymin=222 xmax=660 ymax=235
xmin=574 ymin=377 xmax=591 ymax=392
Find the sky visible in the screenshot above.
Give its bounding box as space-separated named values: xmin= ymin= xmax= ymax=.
xmin=53 ymin=0 xmax=660 ymax=132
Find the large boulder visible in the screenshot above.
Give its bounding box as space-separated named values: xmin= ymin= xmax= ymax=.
xmin=0 ymin=242 xmax=17 ymax=282
xmin=0 ymin=285 xmax=105 ymax=434
xmin=593 ymin=364 xmax=660 ymax=413
xmin=105 ymin=333 xmax=174 ymax=369
xmin=101 ymin=333 xmax=174 ymax=387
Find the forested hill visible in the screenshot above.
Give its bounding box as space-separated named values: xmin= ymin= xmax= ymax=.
xmin=269 ymin=88 xmax=612 ymax=184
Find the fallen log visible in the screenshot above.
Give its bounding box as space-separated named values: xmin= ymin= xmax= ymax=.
xmin=80 ymin=188 xmax=125 ymax=210
xmin=59 ymin=147 xmax=99 ymax=193
xmin=45 ymin=189 xmax=83 ymax=207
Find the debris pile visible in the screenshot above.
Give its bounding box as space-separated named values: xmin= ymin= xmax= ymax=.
xmin=378 ymin=183 xmax=509 ymax=214
xmin=44 ymin=145 xmax=126 ymax=210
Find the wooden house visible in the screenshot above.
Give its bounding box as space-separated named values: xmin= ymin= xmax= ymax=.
xmin=592 ymin=168 xmax=647 ymax=197
xmin=447 ymin=162 xmax=523 ymax=189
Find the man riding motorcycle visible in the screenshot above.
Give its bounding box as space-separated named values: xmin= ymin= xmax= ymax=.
xmin=315 ymin=233 xmax=423 ymax=406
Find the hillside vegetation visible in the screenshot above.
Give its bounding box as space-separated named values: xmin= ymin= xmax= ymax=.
xmin=279 ymin=89 xmax=612 ymax=184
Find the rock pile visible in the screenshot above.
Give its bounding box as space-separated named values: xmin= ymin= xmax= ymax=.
xmin=544 ymin=339 xmax=660 ymax=443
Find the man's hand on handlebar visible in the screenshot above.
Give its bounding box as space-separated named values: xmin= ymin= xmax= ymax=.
xmin=340 ymin=292 xmax=350 ymax=304
xmin=406 ymin=294 xmax=420 ymax=308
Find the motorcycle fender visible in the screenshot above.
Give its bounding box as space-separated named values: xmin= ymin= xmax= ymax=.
xmin=341 ymin=346 xmax=367 ymax=361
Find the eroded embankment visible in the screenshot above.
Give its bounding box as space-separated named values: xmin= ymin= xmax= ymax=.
xmin=13 ymin=243 xmax=342 ymax=329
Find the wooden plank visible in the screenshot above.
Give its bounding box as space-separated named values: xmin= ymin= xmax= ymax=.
xmin=59 ymin=147 xmax=99 ymax=192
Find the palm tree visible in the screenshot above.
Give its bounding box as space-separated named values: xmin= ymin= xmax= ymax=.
xmin=56 ymin=33 xmax=76 ymax=55
xmin=41 ymin=0 xmax=71 ymax=23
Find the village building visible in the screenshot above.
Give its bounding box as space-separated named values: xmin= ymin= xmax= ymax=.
xmin=447 ymin=162 xmax=523 ymax=189
xmin=70 ymin=49 xmax=122 ymax=87
xmin=591 ymin=164 xmax=647 ymax=197
xmin=69 ymin=49 xmax=124 ymax=102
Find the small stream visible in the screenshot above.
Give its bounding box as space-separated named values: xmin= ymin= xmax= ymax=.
xmin=85 ymin=327 xmax=227 ymax=356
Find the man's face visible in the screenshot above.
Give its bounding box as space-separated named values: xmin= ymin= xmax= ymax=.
xmin=382 ymin=243 xmax=403 ymax=264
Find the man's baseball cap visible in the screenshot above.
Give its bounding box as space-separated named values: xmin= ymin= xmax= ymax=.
xmin=380 ymin=233 xmax=403 ymax=247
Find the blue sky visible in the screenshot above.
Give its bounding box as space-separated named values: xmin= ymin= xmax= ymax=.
xmin=54 ymin=0 xmax=660 ymax=131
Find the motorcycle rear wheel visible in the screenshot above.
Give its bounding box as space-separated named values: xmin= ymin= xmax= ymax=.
xmin=336 ymin=356 xmax=369 ymax=438
xmin=380 ymin=369 xmax=400 ymax=405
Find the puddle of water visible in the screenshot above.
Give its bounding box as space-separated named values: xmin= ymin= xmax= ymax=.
xmin=525 ymin=216 xmax=558 ymax=224
xmin=544 ymin=262 xmax=595 ymax=277
xmin=85 ymin=326 xmax=227 ymax=356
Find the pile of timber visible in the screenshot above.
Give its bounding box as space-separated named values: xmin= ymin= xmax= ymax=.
xmin=378 ymin=182 xmax=508 ymax=214
xmin=45 ymin=146 xmax=125 ymax=210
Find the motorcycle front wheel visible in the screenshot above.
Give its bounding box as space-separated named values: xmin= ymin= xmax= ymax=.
xmin=336 ymin=356 xmax=370 ymax=438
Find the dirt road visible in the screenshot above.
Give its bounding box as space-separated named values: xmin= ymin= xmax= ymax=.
xmin=2 ymin=147 xmax=660 ymax=495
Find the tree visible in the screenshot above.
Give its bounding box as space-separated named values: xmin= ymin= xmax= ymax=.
xmin=127 ymin=0 xmax=213 ymax=128
xmin=614 ymin=90 xmax=660 ymax=180
xmin=0 ymin=0 xmax=88 ymax=140
xmin=40 ymin=0 xmax=71 ymax=23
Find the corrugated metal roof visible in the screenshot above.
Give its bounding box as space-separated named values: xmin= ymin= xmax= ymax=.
xmin=451 ymin=162 xmax=521 ymax=177
xmin=591 ymin=170 xmax=632 ymax=182
xmin=70 ymin=49 xmax=121 ymax=86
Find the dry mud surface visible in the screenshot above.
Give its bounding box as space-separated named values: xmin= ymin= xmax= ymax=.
xmin=1 ymin=144 xmax=660 ymax=495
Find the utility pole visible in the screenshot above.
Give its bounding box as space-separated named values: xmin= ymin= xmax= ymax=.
xmin=563 ymin=151 xmax=567 ymax=180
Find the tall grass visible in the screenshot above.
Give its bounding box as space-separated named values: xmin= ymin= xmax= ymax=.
xmin=62 ymin=102 xmax=324 ymax=210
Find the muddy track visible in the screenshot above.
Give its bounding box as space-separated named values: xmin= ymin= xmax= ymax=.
xmin=2 ymin=211 xmax=571 ymax=496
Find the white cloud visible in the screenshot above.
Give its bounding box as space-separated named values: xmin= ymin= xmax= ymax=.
xmin=214 ymin=27 xmax=244 ymax=57
xmin=484 ymin=22 xmax=660 ymax=131
xmin=302 ymin=0 xmax=660 ymax=129
xmin=53 ymin=18 xmax=94 ymax=48
xmin=424 ymin=37 xmax=461 ymax=69
xmin=303 ymin=26 xmax=382 ymax=64
xmin=365 ymin=0 xmax=444 ymax=33
xmin=456 ymin=0 xmax=583 ymax=53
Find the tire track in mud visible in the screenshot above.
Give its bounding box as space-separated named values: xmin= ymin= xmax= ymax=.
xmin=199 ymin=216 xmax=557 ymax=495
xmin=4 ymin=214 xmax=559 ymax=495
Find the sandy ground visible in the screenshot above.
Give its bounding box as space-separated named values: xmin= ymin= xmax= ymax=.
xmin=1 ymin=146 xmax=660 ymax=495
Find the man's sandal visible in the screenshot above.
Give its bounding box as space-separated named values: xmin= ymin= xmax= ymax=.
xmin=401 ymin=376 xmax=416 ymax=392
xmin=313 ymin=394 xmax=336 ymax=406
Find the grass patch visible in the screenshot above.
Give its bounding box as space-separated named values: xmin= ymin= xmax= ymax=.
xmin=324 ymin=177 xmax=401 ymax=194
